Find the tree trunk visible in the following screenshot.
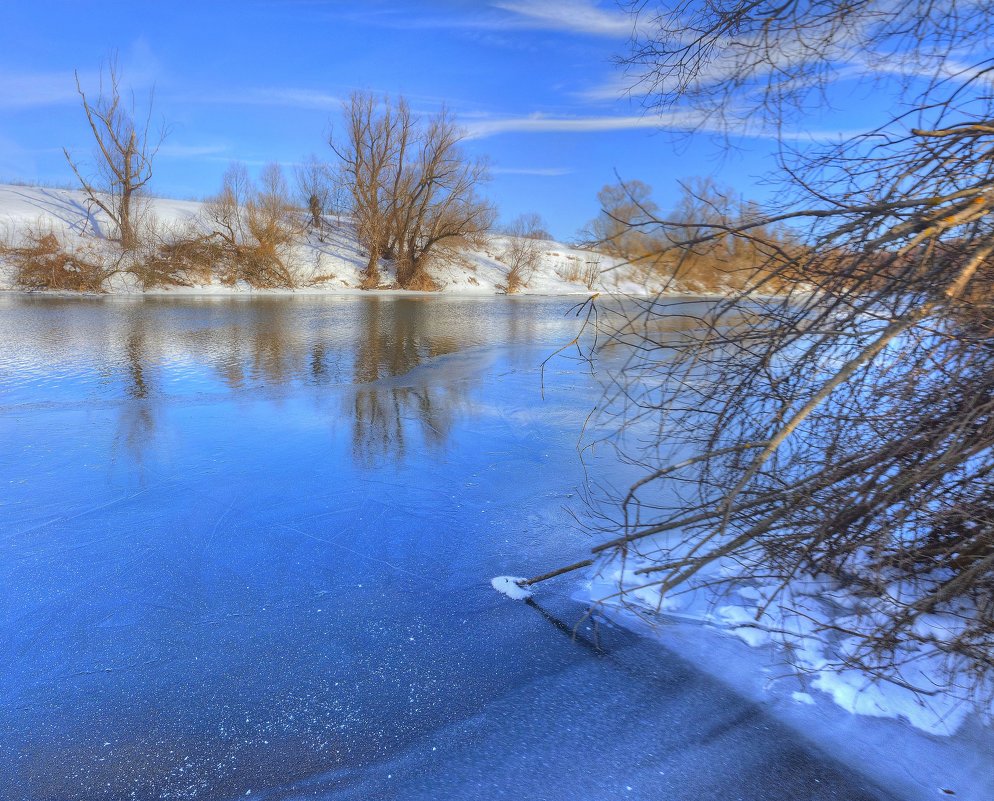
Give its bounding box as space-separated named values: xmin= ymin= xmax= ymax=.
xmin=120 ymin=188 xmax=135 ymax=251
xmin=361 ymin=244 xmax=380 ymax=289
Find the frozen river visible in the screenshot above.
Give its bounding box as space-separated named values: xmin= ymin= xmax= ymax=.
xmin=0 ymin=295 xmax=892 ymax=801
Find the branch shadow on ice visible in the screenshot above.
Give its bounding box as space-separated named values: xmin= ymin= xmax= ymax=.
xmin=523 ymin=597 xmax=608 ymax=657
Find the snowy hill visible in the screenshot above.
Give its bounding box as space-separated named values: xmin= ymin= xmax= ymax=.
xmin=0 ymin=184 xmax=657 ymax=296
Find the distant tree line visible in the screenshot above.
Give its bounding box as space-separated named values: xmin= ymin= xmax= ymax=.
xmin=2 ymin=56 xmax=811 ymax=296
xmin=585 ymin=177 xmax=801 ymax=292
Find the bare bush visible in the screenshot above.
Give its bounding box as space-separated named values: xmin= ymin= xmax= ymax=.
xmin=201 ymin=162 xmax=300 ymax=288
xmin=657 ymin=179 xmax=800 ymax=291
xmin=496 ymin=214 xmax=547 ymax=293
xmin=63 ymin=56 xmax=164 ymax=251
xmin=580 ymin=254 xmax=601 ymax=290
xmin=3 ymin=226 xmax=109 ymax=292
xmin=294 ymin=154 xmax=334 ymax=236
xmin=552 ymin=254 xmax=600 ymax=290
xmin=138 ymin=232 xmax=219 ymax=289
xmin=587 ymin=177 xmax=797 ymax=291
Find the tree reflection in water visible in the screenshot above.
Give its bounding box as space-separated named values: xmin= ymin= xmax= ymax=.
xmin=0 ymin=295 xmax=576 ymax=473
xmin=23 ymin=296 xmax=496 ymax=472
xmin=112 ymin=309 xmax=158 ymax=479
xmin=350 ymin=296 xmax=469 ymax=467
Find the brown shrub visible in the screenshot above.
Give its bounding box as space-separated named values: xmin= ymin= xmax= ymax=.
xmin=581 ymin=256 xmax=601 ymax=290
xmin=399 ymin=268 xmax=439 ymax=292
xmin=202 ymin=162 xmax=301 ymax=288
xmin=138 ymin=235 xmax=220 ymax=288
xmin=3 ymin=228 xmax=108 ymax=292
xmin=496 ymin=216 xmax=545 ymax=294
xmin=553 ymin=253 xmax=602 ymax=290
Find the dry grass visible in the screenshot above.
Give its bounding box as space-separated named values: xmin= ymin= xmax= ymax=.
xmin=555 ymin=254 xmax=600 ymax=289
xmin=2 ymin=227 xmax=108 ymax=292
xmin=304 ymin=271 xmax=338 ymax=286
xmin=398 ymin=269 xmax=439 ymax=292
xmin=555 ymin=255 xmax=583 ymax=283
xmin=138 ymin=235 xmax=219 ymax=288
xmin=219 ymin=240 xmax=298 ymax=288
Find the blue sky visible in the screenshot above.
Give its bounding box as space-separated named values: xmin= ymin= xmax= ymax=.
xmin=0 ymin=0 xmax=858 ymax=239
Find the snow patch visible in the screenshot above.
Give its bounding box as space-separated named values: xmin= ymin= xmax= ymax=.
xmin=491 ymin=576 xmax=533 ymax=600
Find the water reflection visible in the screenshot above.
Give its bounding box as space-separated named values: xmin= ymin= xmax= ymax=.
xmin=350 ymin=297 xmax=468 ymax=466
xmin=0 ymin=295 xmax=579 ymax=471
xmin=110 ymin=311 xmax=159 ymax=477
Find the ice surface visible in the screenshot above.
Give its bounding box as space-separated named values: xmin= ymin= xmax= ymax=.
xmin=593 ymin=553 xmax=991 ymax=738
xmin=0 ymin=295 xmax=929 ymax=800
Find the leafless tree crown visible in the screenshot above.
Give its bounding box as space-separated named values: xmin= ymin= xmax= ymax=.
xmin=63 ymin=57 xmax=165 ymax=251
xmin=568 ymin=0 xmax=994 ymax=705
xmin=331 ymin=92 xmax=494 ymax=290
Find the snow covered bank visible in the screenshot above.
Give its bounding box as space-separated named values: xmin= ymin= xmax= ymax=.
xmin=583 ymin=550 xmax=993 ymax=735
xmin=0 ymin=184 xmax=655 ymax=296
xmin=579 ymin=586 xmax=994 ymax=801
xmin=577 ymin=553 xmax=994 ymax=801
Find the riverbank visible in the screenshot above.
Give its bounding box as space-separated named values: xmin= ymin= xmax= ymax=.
xmin=0 ymin=184 xmax=660 ymax=297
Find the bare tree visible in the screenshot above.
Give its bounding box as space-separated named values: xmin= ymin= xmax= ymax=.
xmin=496 ymin=214 xmax=548 ymax=293
xmin=522 ymin=0 xmax=994 ymax=713
xmin=514 ymin=212 xmax=552 ymax=241
xmin=331 ymin=92 xmax=406 ymax=289
xmin=331 ymin=93 xmax=494 ymax=290
xmin=294 ymin=154 xmax=334 ymax=237
xmin=386 ymin=106 xmax=495 ymax=289
xmin=63 ymin=57 xmax=165 ymax=251
xmin=587 ymin=179 xmax=660 ymax=262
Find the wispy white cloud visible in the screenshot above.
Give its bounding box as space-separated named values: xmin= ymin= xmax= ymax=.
xmin=241 ymin=88 xmax=343 ymax=111
xmin=249 ymin=88 xmax=342 ymax=111
xmin=493 ymin=0 xmax=635 ymax=37
xmin=466 ymin=112 xmax=691 ymax=138
xmin=491 ymin=166 xmax=573 ymax=176
xmin=847 ymin=53 xmax=994 ymax=89
xmin=0 ymin=71 xmax=88 ymax=110
xmin=324 ymin=0 xmax=635 ymax=38
xmin=467 ymin=110 xmax=855 ymax=141
xmin=492 ymin=0 xmax=635 ymax=38
xmin=157 ymin=143 xmax=229 ymax=159
xmin=0 ymin=41 xmax=163 ymax=111
xmin=179 ymin=87 xmax=342 ymax=111
xmin=576 ymin=74 xmax=650 ymax=102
